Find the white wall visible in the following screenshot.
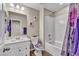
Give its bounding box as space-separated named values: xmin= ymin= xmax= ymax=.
xmin=54 ymin=5 xmax=69 ymax=45
xmin=44 ymin=8 xmax=55 ymax=42
xmin=39 ymin=8 xmax=44 ymax=47
xmin=5 ymin=3 xmax=39 ymax=37
xmin=45 ymin=16 xmax=54 ymax=42
xmin=0 ymin=4 xmax=2 ymax=10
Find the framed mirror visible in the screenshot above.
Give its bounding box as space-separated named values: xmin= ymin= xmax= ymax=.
xmin=11 ymin=19 xmax=22 ymax=37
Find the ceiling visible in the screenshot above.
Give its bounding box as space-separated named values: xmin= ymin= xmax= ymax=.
xmin=22 ymin=3 xmax=69 ymax=12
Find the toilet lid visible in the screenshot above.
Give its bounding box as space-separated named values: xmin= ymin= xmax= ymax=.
xmin=31 ymin=36 xmax=38 ymax=45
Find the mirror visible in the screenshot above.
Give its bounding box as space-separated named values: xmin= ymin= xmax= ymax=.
xmin=5 ymin=11 xmax=27 ymax=39
xmin=11 ymin=19 xmax=21 ymax=37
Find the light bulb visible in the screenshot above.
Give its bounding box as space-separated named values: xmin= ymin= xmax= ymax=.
xmin=21 ymin=7 xmax=24 ymax=10
xmin=10 ymin=3 xmax=14 ymax=7
xmin=16 ymin=5 xmax=20 ymax=9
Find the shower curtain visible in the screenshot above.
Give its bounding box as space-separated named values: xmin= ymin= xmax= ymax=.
xmin=61 ymin=3 xmax=79 ymax=56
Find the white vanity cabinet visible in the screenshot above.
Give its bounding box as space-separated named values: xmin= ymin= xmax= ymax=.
xmin=2 ymin=40 xmax=30 ymax=56
xmin=0 ymin=46 xmax=4 ymax=56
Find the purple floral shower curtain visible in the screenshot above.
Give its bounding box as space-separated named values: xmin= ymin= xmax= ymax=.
xmin=61 ymin=3 xmax=79 ymax=56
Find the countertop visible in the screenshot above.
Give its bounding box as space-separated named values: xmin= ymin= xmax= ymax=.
xmin=4 ymin=35 xmax=30 ymax=45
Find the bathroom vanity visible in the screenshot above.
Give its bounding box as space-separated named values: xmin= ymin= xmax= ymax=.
xmin=0 ymin=4 xmax=31 ymax=56
xmin=0 ymin=36 xmax=30 ymax=56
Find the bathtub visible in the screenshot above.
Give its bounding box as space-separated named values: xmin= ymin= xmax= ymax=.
xmin=45 ymin=41 xmax=63 ymax=56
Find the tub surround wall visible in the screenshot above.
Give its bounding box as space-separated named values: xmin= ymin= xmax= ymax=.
xmin=44 ymin=5 xmax=69 ymax=56
xmin=44 ymin=8 xmax=55 ymax=43
xmin=54 ymin=5 xmax=69 ymax=47
xmin=44 ymin=5 xmax=69 ymax=46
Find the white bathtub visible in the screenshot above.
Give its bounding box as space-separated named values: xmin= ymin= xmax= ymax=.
xmin=45 ymin=41 xmax=63 ymax=56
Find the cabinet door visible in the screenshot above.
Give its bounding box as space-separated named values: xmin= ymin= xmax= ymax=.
xmin=0 ymin=10 xmax=5 ymax=45
xmin=16 ymin=41 xmax=30 ymax=56
xmin=0 ymin=46 xmax=4 ymax=56
xmin=3 ymin=44 xmax=16 ymax=56
xmin=3 ymin=41 xmax=30 ymax=56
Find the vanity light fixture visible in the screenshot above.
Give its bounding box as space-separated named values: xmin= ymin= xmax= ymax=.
xmin=21 ymin=6 xmax=24 ymax=10
xmin=16 ymin=4 xmax=20 ymax=9
xmin=10 ymin=3 xmax=14 ymax=7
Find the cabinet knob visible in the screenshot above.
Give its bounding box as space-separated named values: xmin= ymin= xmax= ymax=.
xmin=19 ymin=49 xmax=21 ymax=52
